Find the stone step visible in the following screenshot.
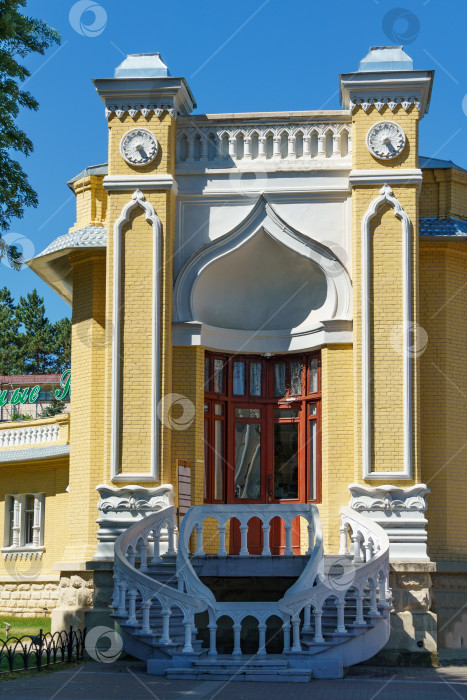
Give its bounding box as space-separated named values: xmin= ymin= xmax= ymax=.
xmin=166 ymin=666 xmax=312 ymax=682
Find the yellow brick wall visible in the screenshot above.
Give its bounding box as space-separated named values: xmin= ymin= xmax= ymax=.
xmin=352 ymin=105 xmax=419 ymax=170
xmin=70 ymin=175 xmax=107 ymax=232
xmin=419 ymin=241 xmax=467 ymax=560
xmin=420 ymin=168 xmax=467 ymax=220
xmin=63 ymin=251 xmax=106 ymax=562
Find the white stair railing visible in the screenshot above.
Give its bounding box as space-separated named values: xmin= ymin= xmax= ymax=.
xmin=278 ymin=506 xmax=391 ymax=649
xmin=113 ymin=505 xmax=208 ymax=653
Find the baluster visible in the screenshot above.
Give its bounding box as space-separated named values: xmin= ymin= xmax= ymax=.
xmin=332 ymin=133 xmax=340 ymax=156
xmin=216 ymin=523 xmax=226 ymax=557
xmin=233 ymin=623 xmax=241 ymax=656
xmin=314 ymin=610 xmax=324 ymax=643
xmin=127 ymin=590 xmax=137 ymax=625
xmin=287 ymin=135 xmax=296 ymax=159
xmin=160 ymin=609 xmax=171 ymax=644
xmin=282 ymin=621 xmax=291 ymax=652
xmin=258 ymin=623 xmax=267 ymax=656
xmin=200 ymin=134 xmax=208 ymax=161
xmin=378 ymin=572 xmax=389 ymax=606
xmin=183 ymin=617 xmax=194 ymax=653
xmin=272 ymin=136 xmax=281 ymax=159
xmin=291 ymin=615 xmax=301 ymax=652
xmin=239 ymin=524 xmax=249 ymax=557
xmin=177 ymin=573 xmax=184 ymax=592
xmin=19 ymin=429 xmax=25 ymax=446
xmin=141 ymin=601 xmax=152 ymax=635
xmin=243 ymin=136 xmax=252 ymax=160
xmin=284 ymin=524 xmax=293 ymax=556
xmin=336 ymin=601 xmax=347 ymax=634
xmin=139 ymin=541 xmax=148 ymax=573
xmin=369 ymin=580 xmax=379 ymax=615
xmin=185 ymin=135 xmax=194 ymax=162
xmin=302 ymin=604 xmax=312 ymax=634
xmin=339 ymin=523 xmax=349 ymax=555
xmin=195 ymin=524 xmax=204 ymax=556
xmin=209 ymin=623 xmax=218 ymax=656
xmin=151 ymin=530 xmax=161 ymax=564
xmin=352 ymin=533 xmax=363 ymax=563
xmin=303 ymin=134 xmax=311 ymax=158
xmin=128 ymin=547 xmax=136 ymax=567
xmin=355 ymin=593 xmax=365 ymax=625
xmin=258 ymin=135 xmax=266 ymax=159
xmin=118 ymin=582 xmax=127 ymax=615
xmin=317 ymin=134 xmax=325 ymax=157
xmin=167 ymin=524 xmax=177 ymax=556
xmin=261 ymin=524 xmax=270 ymax=556
xmin=228 ymin=136 xmax=237 ymax=160
xmin=365 ymin=537 xmax=374 ymax=562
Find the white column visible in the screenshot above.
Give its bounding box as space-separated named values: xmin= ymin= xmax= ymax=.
xmin=127 ymin=590 xmax=137 ymax=625
xmin=151 ymin=531 xmax=161 ymax=564
xmin=287 ymin=135 xmax=295 ymax=159
xmin=317 ymin=134 xmax=325 ymax=157
xmin=303 ymin=134 xmax=311 ymax=158
xmin=141 ymin=601 xmax=152 ymax=635
xmin=139 ymin=542 xmax=148 ymax=573
xmin=258 ymin=623 xmax=267 ymax=656
xmin=118 ymin=582 xmax=127 ymax=616
xmin=239 ymin=524 xmax=249 ymax=557
xmin=208 ymin=624 xmax=218 ymax=656
xmin=284 ymin=525 xmax=293 ymax=556
xmin=183 ymin=619 xmax=194 ymax=653
xmin=160 ymin=610 xmax=171 ymax=644
xmin=336 ymin=601 xmax=347 ymax=634
xmin=195 ymin=525 xmax=204 ymax=556
xmin=261 ymin=525 xmax=270 ymax=556
xmin=258 ymin=135 xmax=266 ymax=159
xmin=314 ymin=611 xmax=324 ymax=643
xmin=243 ymin=136 xmax=252 ymax=160
xmin=200 ymin=135 xmax=209 ymax=161
xmin=352 ymin=534 xmax=363 ymax=563
xmin=282 ymin=621 xmax=291 ymax=652
xmin=369 ymin=581 xmax=379 ymax=615
xmin=233 ymin=624 xmax=242 ymax=656
xmin=355 ymin=593 xmax=365 ymax=625
xmin=332 ymin=133 xmax=340 ymax=156
xmin=339 ymin=524 xmax=349 ymax=555
xmin=291 ymin=615 xmax=301 ymax=652
xmin=273 ymin=136 xmax=281 ymax=159
xmin=218 ymin=524 xmax=227 ymax=557
xmin=302 ymin=604 xmax=312 ymax=633
xmin=12 ymin=497 xmax=20 ymax=547
xmin=228 ymin=137 xmax=237 ymax=160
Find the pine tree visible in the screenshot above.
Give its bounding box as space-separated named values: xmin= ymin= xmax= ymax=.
xmin=0 ymin=286 xmax=20 ymax=373
xmin=0 ymin=1 xmax=60 ymax=268
xmin=50 ymin=317 xmax=71 ymax=373
xmin=15 ymin=289 xmax=53 ymax=373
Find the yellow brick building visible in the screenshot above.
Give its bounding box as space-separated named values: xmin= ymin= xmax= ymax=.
xmin=1 ymin=46 xmax=466 ymax=666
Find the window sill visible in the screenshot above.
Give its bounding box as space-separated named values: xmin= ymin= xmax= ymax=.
xmin=1 ymin=547 xmax=44 ymax=561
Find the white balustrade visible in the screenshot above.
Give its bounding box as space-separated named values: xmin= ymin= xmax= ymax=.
xmin=176 ymin=121 xmax=351 ymax=167
xmin=0 ymin=422 xmax=61 ymax=448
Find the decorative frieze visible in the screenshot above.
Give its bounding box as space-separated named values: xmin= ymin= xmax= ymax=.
xmin=105 ymin=103 xmax=176 ymax=120
xmin=349 ymin=484 xmax=430 ymax=561
xmin=94 ymin=484 xmax=175 ymax=559
xmin=349 ymin=96 xmax=420 ymax=113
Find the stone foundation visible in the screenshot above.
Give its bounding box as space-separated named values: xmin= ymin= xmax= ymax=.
xmin=51 ymin=564 xmax=114 ymax=633
xmin=0 ymin=581 xmax=59 ymax=617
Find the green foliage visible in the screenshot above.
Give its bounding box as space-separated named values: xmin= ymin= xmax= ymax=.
xmin=0 ymin=0 xmax=60 ymax=266
xmin=11 ymin=410 xmax=32 ymax=420
xmin=38 ymin=385 xmax=65 ymax=417
xmin=0 ymin=287 xmax=70 ymax=375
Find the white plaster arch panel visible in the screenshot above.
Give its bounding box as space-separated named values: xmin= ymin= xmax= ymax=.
xmin=173 ymin=196 xmax=352 ymax=353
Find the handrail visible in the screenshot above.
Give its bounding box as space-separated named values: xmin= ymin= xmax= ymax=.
xmin=113 ymin=505 xmax=207 ymax=618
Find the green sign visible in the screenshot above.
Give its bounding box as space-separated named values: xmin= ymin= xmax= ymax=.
xmin=0 ymin=370 xmax=71 ymax=408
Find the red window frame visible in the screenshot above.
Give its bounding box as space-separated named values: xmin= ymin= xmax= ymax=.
xmin=204 ymin=352 xmax=321 ymax=504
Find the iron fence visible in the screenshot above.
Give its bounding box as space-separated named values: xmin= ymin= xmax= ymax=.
xmin=0 ymin=625 xmax=86 ymax=674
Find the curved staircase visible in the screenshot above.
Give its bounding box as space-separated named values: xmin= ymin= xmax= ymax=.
xmin=112 ymin=504 xmax=391 ymax=680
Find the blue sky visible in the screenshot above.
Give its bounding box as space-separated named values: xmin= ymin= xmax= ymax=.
xmin=4 ymin=0 xmax=467 ymax=321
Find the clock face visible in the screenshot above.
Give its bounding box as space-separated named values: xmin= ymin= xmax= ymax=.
xmin=120 ymin=128 xmax=159 ymax=166
xmin=366 ymin=121 xmax=406 ymax=160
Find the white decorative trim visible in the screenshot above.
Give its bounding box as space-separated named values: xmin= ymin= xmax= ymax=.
xmin=0 ymin=423 xmax=60 ymax=447
xmin=361 ymin=184 xmax=412 ymax=480
xmin=350 ymin=169 xmax=422 ymax=187
xmin=1 ymin=547 xmax=44 ymax=561
xmin=104 ymin=175 xmax=177 ymax=194
xmin=0 ymin=445 xmax=69 ymax=463
xmin=349 ymin=96 xmax=420 ymax=113
xmin=173 ymin=195 xmax=352 ymax=355
xmin=172 ymin=319 xmax=353 ymax=354
xmin=105 ymin=103 xmax=176 ymax=120
xmin=348 ymin=484 xmax=430 ymax=561
xmin=110 ymin=190 xmax=161 ymax=482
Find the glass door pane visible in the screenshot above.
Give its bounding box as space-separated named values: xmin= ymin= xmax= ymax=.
xmin=274 ymin=423 xmax=299 ymax=499
xmin=213 ymin=421 xmax=224 ymax=500
xmin=234 ymin=423 xmax=261 ymax=499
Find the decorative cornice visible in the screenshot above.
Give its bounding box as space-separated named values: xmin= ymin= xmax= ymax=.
xmin=96 ymin=484 xmax=174 ymax=513
xmin=349 ymin=169 xmax=423 ymax=187
xmin=349 ymin=96 xmax=420 ymax=113
xmin=349 ymin=484 xmax=430 ymax=513
xmin=105 ymin=103 xmax=176 ymax=120
xmin=103 ymin=174 xmax=177 ymax=194
xmin=2 ymin=547 xmax=44 ymax=560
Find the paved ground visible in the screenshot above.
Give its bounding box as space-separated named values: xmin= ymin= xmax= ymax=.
xmin=1 ymin=660 xmax=467 ymax=699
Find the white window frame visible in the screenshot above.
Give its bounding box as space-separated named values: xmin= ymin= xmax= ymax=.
xmin=2 ymin=493 xmax=45 ymax=559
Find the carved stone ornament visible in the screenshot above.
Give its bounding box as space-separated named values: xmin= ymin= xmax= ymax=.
xmin=349 ymin=484 xmax=430 ymax=513
xmin=120 ymin=128 xmax=158 ymax=166
xmin=366 ymin=121 xmax=406 ymax=160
